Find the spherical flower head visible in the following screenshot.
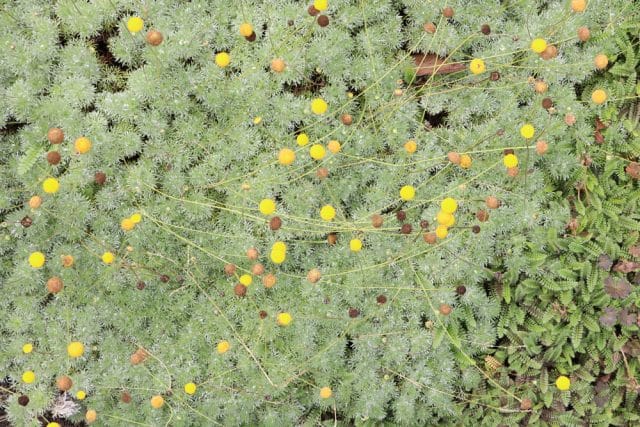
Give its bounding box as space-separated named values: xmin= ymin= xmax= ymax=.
xmin=74 ymin=137 xmax=92 ymax=154
xmin=436 ymin=211 xmax=454 ymax=226
xmin=349 ymin=239 xmax=362 ymax=252
xmin=130 ymin=213 xmax=142 ymax=224
xmin=272 ymin=241 xmax=287 ymax=252
xmin=29 ymin=195 xmax=42 ymax=209
xmin=319 ymin=386 xmax=333 ymax=399
xmin=520 ymin=124 xmax=535 ymax=139
xmin=259 ymin=199 xmax=276 ymax=215
xmin=460 ymin=154 xmax=472 ymax=169
xmin=440 ymin=197 xmax=457 ymax=214
xmin=591 ymin=89 xmax=607 ymax=104
xmin=296 ymin=133 xmax=309 ymax=146
xmin=29 ymin=251 xmax=45 ymax=268
xmin=314 ymin=0 xmax=329 ymax=11
xmin=310 ymin=144 xmax=326 ymax=160
xmin=278 ymin=148 xmax=296 ymax=165
xmin=85 ymin=409 xmax=97 ymax=424
xmin=239 ymin=274 xmax=252 ymax=286
xmin=67 ymin=341 xmax=84 ymax=358
xmin=469 ymin=58 xmax=486 ymax=74
xmin=404 ymin=140 xmax=417 ymax=154
xmin=594 ymin=54 xmax=608 ymax=70
xmin=217 ymin=340 xmax=231 ymax=354
xmin=76 ymin=390 xmax=86 ymax=400
xmin=150 ymin=395 xmax=164 ymax=409
xmin=62 ymin=254 xmax=75 ymax=267
xmin=556 ymin=375 xmax=571 ymax=391
xmin=530 ymin=38 xmax=547 ymax=53
xmin=102 ymin=252 xmax=115 ymax=264
xmin=42 ymin=177 xmax=60 ymax=194
xmin=47 ymin=423 xmax=60 ymax=427
xmin=22 ymin=370 xmax=35 ymax=383
xmin=127 ymin=16 xmax=144 ymax=33
xmin=22 ymin=343 xmax=33 ymax=354
xmin=399 ymin=185 xmax=415 ymax=201
xmin=239 ymin=23 xmax=253 ymax=37
xmin=184 ymin=382 xmax=197 ymax=395
xmin=121 ymin=218 xmax=135 ymax=231
xmin=503 ymin=154 xmax=518 ymax=168
xmin=270 ymin=250 xmax=286 ymax=264
xmin=215 ymin=52 xmax=231 ymax=68
xmin=277 ymin=312 xmax=292 ymax=326
xmin=435 ymin=225 xmax=448 ymax=239
xmin=327 ymin=140 xmax=341 ymax=154
xmin=311 ymin=98 xmax=328 ymax=115
xmin=320 ymin=205 xmax=336 ymax=221
xmin=571 ymin=0 xmax=587 ymax=13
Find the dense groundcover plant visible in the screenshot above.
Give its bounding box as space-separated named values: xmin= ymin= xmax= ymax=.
xmin=0 ymin=0 xmax=638 ymax=425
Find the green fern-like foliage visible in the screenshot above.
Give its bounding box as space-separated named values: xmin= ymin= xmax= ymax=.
xmin=0 ymin=0 xmax=639 ymax=426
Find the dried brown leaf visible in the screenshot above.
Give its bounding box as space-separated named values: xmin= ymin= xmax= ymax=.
xmin=413 ymin=53 xmax=466 ymax=76
xmin=613 ymin=260 xmax=640 ymax=273
xmin=604 ymin=276 xmax=632 ymax=298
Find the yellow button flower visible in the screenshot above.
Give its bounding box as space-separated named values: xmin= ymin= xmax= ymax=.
xmin=404 ymin=140 xmax=417 ymax=154
xmin=272 ymin=241 xmax=286 ymax=252
xmin=314 ymin=0 xmax=328 ymax=11
xmin=441 ymin=197 xmax=457 ymax=214
xmin=311 ymin=98 xmax=328 ymax=115
xmin=217 ymin=340 xmax=231 ymax=354
xmin=399 ymin=185 xmax=415 ymax=201
xmin=503 ymin=154 xmax=518 ymax=168
xmin=591 ymin=89 xmax=607 ymax=104
xmin=296 ymin=133 xmax=309 ymax=146
xmin=435 ymin=225 xmax=448 ymax=239
xmin=277 ymin=312 xmax=292 ymax=326
xmin=121 ymin=218 xmax=135 ymax=231
xmin=102 ymin=252 xmax=115 ymax=264
xmin=259 ymin=199 xmax=276 ymax=215
xmin=29 ymin=251 xmax=45 ymax=268
xmin=76 ymin=390 xmax=86 ymax=400
xmin=215 ymin=52 xmax=230 ymax=68
xmin=239 ymin=23 xmax=253 ymax=37
xmin=130 ymin=213 xmax=142 ymax=223
xmin=556 ymin=375 xmax=570 ymax=391
xmin=310 ymin=144 xmax=326 ymax=160
xmin=127 ymin=17 xmax=144 ymax=33
xmin=460 ymin=154 xmax=472 ymax=169
xmin=319 ymin=386 xmax=332 ymax=399
xmin=47 ymin=423 xmax=60 ymax=427
xmin=320 ymin=205 xmax=335 ymax=221
xmin=327 ymin=140 xmax=341 ymax=154
xmin=22 ymin=370 xmax=35 ymax=383
xmin=520 ymin=124 xmax=535 ymax=139
xmin=150 ymin=395 xmax=164 ymax=409
xmin=278 ymin=148 xmax=296 ymax=165
xmin=42 ymin=177 xmax=60 ymax=194
xmin=184 ymin=382 xmax=197 ymax=395
xmin=67 ymin=341 xmax=84 ymax=358
xmin=530 ymin=38 xmax=547 ymax=53
xmin=469 ymin=58 xmax=486 ymax=74
xmin=239 ymin=274 xmax=252 ymax=286
xmin=349 ymin=239 xmax=362 ymax=252
xmin=436 ymin=211 xmax=453 ymax=226
xmin=270 ymin=250 xmax=286 ymax=264
xmin=22 ymin=343 xmax=33 ymax=354
xmin=74 ymin=137 xmax=92 ymax=154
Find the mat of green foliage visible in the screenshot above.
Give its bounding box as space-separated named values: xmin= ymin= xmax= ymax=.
xmin=1 ymin=1 xmax=639 ymax=426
